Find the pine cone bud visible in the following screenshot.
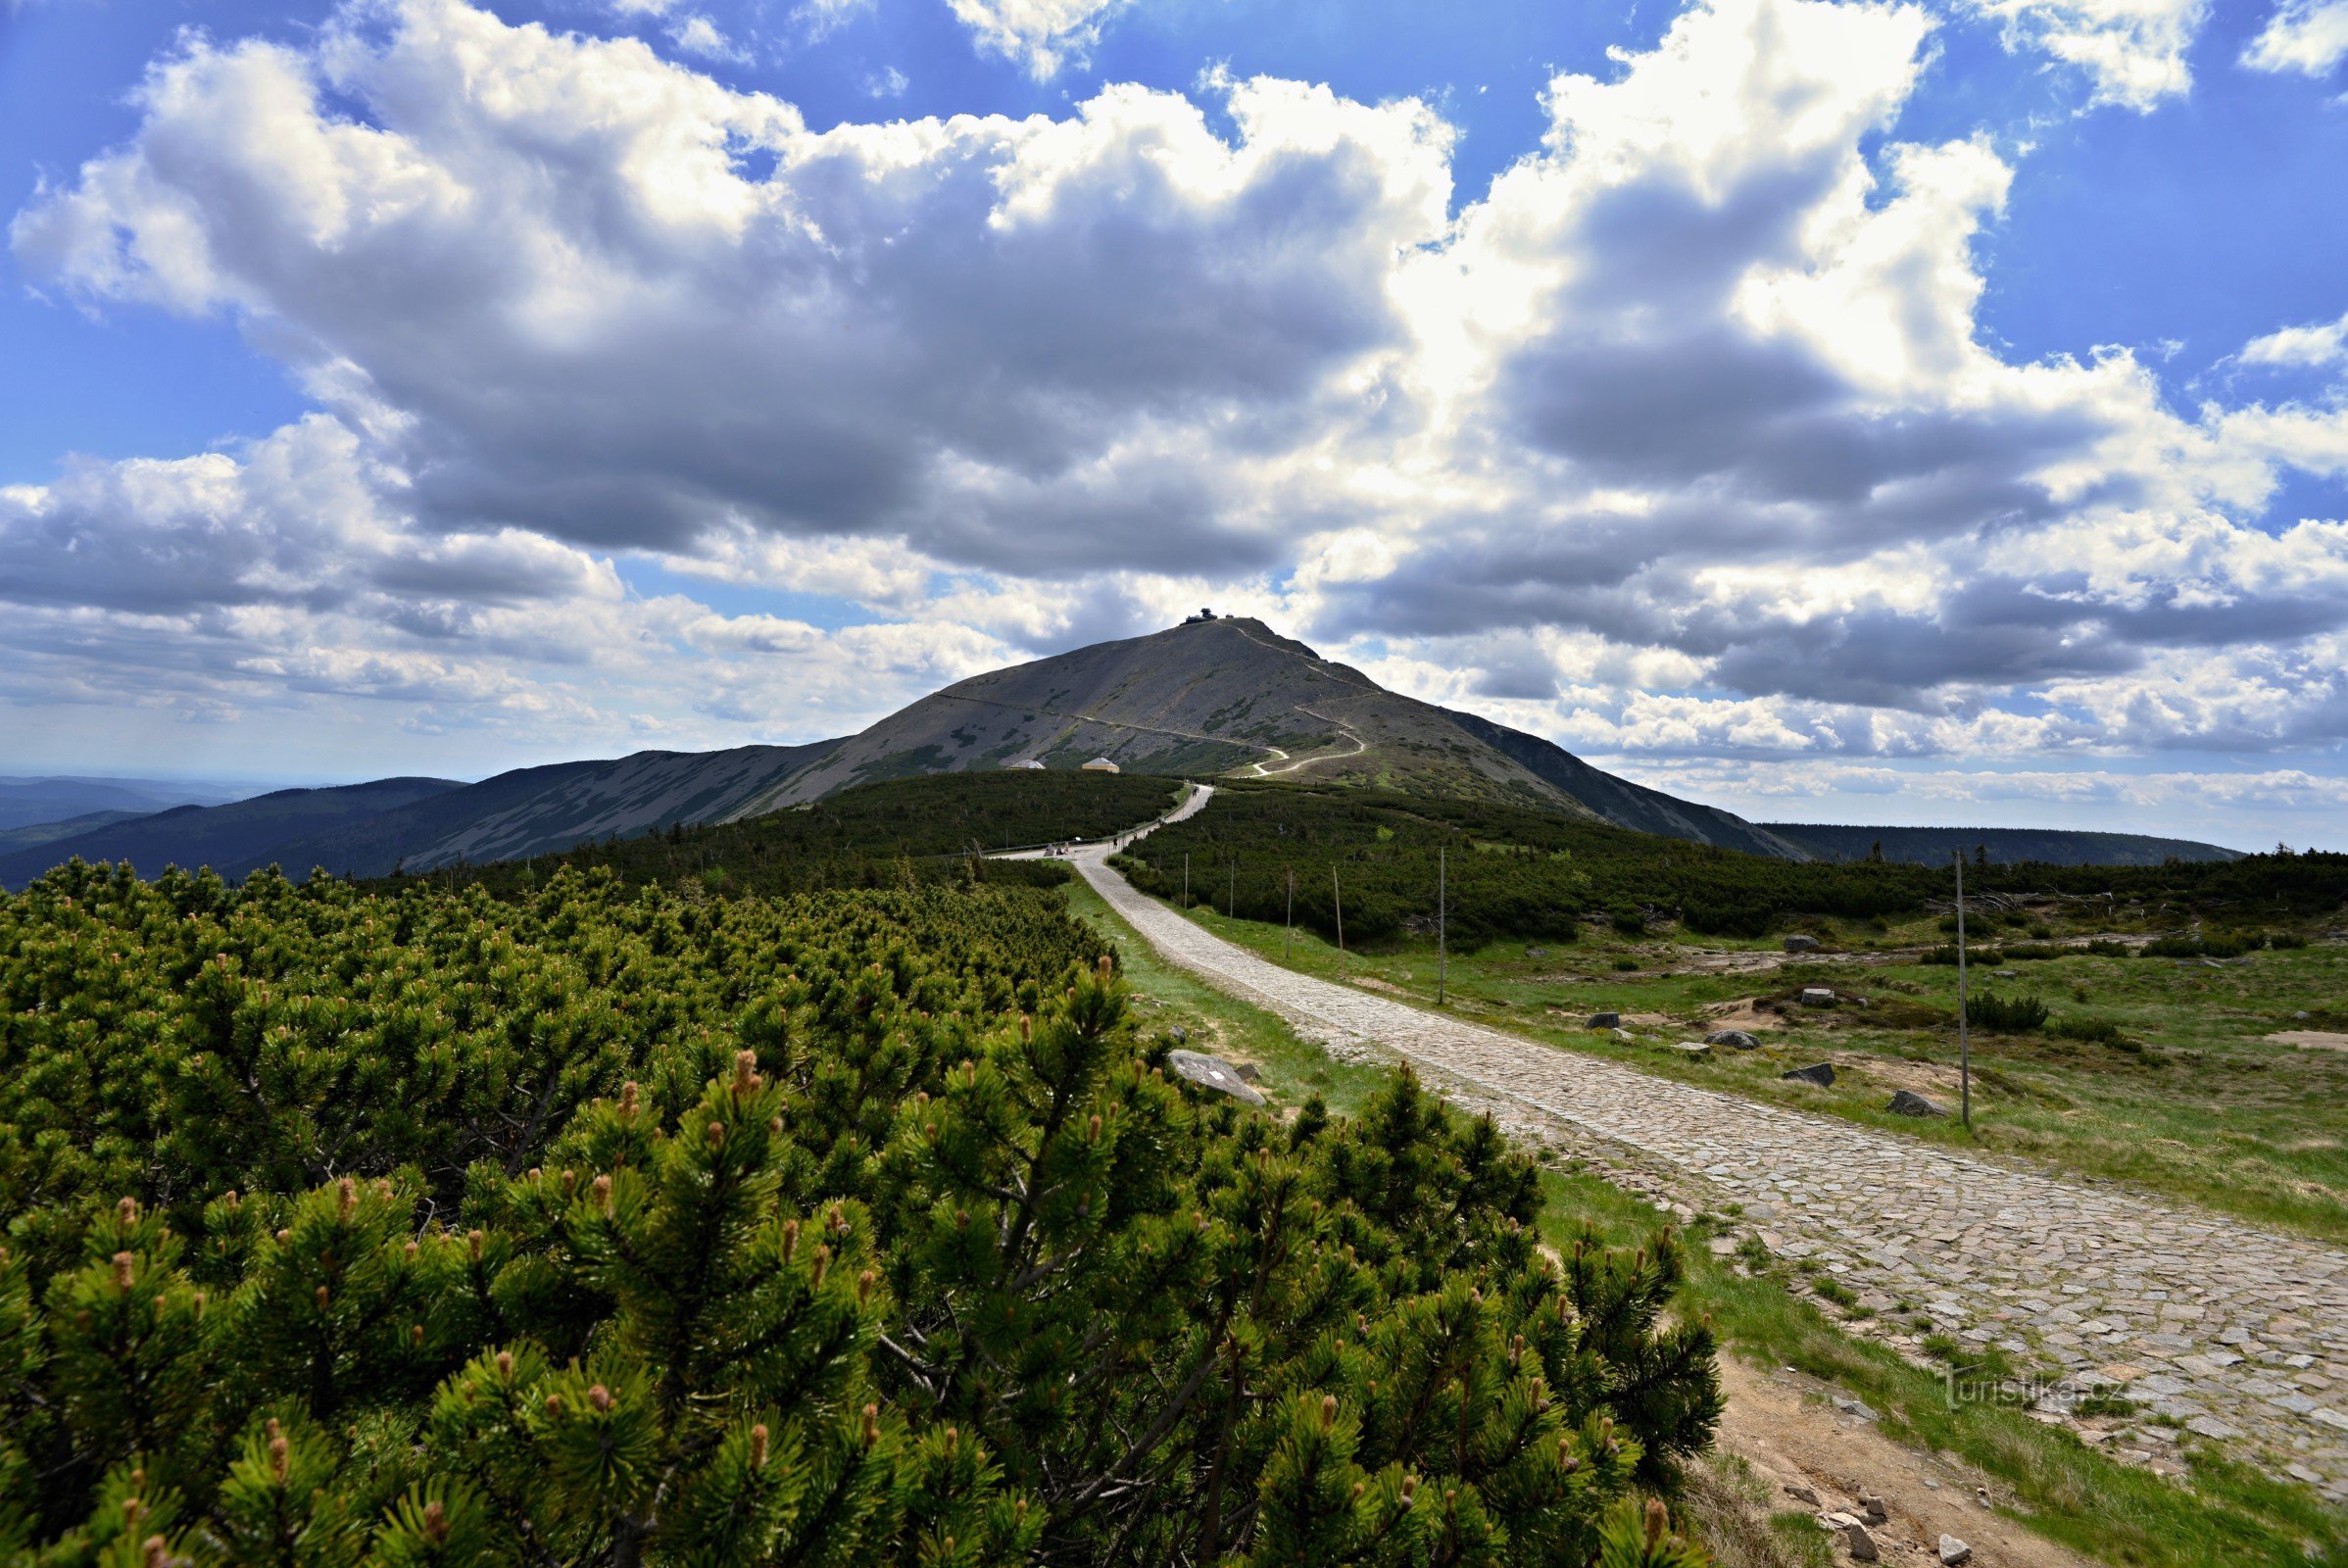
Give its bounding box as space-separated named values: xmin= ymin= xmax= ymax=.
xmin=413 ymin=1323 xmax=425 ymax=1346
xmin=546 ymin=1394 xmax=563 ymax=1416
xmin=857 ymin=1268 xmax=877 ymax=1304
xmin=269 ymin=1431 xmax=290 ymax=1483
xmin=619 ymin=1081 xmax=640 ymax=1115
xmin=561 ymin=1169 xmax=576 ymax=1195
xmin=275 ymin=1229 xmax=291 ymax=1245
xmin=337 ymin=1178 xmax=356 ymax=1220
xmin=1086 ymin=1113 xmax=1101 ymax=1143
xmin=315 ymin=1285 xmax=330 ymax=1309
xmin=782 ymin=1218 xmax=800 ymax=1260
xmin=811 ymin=1247 xmax=830 ymax=1287
xmin=944 ymin=1426 xmax=958 ymax=1456
xmin=495 ymin=1350 xmax=514 ymax=1379
xmin=861 ymin=1403 xmax=880 ymax=1446
xmin=113 ymin=1251 xmax=133 ymax=1290
xmin=593 ymin=1174 xmax=613 ymax=1213
xmin=1319 ymin=1395 xmax=1337 ymax=1431
xmin=468 ymin=1229 xmax=484 ymax=1261
xmin=119 ymin=1196 xmax=140 ymax=1223
xmin=707 ymin=1121 xmax=725 ymax=1148
xmin=1644 ymin=1498 xmax=1667 ymax=1549
xmin=1019 ymin=1014 xmax=1032 ymax=1042
xmin=421 ymin=1501 xmax=449 ymax=1544
xmin=588 ymin=1385 xmax=612 ymax=1412
xmin=750 ymin=1423 xmax=770 ymax=1470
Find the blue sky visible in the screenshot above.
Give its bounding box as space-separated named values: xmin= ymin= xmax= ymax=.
xmin=3 ymin=0 xmax=2346 ymax=848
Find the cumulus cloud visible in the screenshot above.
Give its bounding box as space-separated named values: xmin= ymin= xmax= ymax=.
xmin=1954 ymin=0 xmax=2209 ymax=109
xmin=946 ymin=0 xmax=1129 ymax=78
xmin=2242 ymin=311 xmax=2348 ymax=369
xmin=6 ymin=0 xmax=2347 ymax=826
xmin=2242 ymin=0 xmax=2348 ymax=74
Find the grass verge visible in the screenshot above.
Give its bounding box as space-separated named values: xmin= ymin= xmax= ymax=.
xmin=1067 ymin=875 xmax=2348 ymax=1568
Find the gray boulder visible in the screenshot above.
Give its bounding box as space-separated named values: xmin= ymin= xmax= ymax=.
xmin=1782 ymin=1062 xmax=1836 ymax=1087
xmin=1672 ymin=1041 xmax=1711 ymax=1057
xmin=1166 ymin=1050 xmax=1266 ymax=1105
xmin=1587 ymin=1011 xmax=1621 ymax=1029
xmin=1166 ymin=1025 xmax=1188 ymax=1046
xmin=1937 ymin=1536 xmax=1971 ymax=1566
xmin=1784 ymin=934 xmax=1821 ymax=953
xmin=1705 ymin=1029 xmax=1761 ymax=1050
xmin=1799 ymin=987 xmax=1836 ymax=1007
xmin=1844 ymin=1522 xmax=1880 ymax=1562
xmin=1887 ymin=1089 xmax=1946 ymax=1117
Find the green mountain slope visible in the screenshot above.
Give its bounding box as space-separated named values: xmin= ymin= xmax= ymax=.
xmin=1763 ymin=822 xmax=2243 ymax=867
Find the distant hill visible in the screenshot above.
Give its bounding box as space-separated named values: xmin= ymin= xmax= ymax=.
xmin=257 ymin=742 xmax=840 ymax=878
xmin=0 ymin=778 xmax=463 ymax=889
xmin=0 ymin=775 xmax=243 ymax=832
xmin=731 ymin=616 xmax=1800 ymax=856
xmin=1762 ymin=823 xmax=2243 ymax=867
xmin=0 ymin=809 xmax=148 ymax=853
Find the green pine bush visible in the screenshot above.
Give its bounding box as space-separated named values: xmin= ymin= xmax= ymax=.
xmin=0 ymin=859 xmax=1718 ymax=1565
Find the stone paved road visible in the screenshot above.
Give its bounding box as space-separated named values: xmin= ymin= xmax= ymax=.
xmin=1074 ymin=812 xmax=2348 ymax=1500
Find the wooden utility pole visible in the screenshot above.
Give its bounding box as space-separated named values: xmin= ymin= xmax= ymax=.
xmin=1955 ymin=851 xmax=1972 ymax=1130
xmin=1228 ymin=862 xmax=1236 ymax=920
xmin=1332 ymin=865 xmax=1345 ymax=961
xmin=1285 ymin=866 xmax=1295 ymax=960
xmin=1437 ymin=845 xmax=1447 ymax=1006
xmin=1183 ymin=853 xmax=1190 ymax=909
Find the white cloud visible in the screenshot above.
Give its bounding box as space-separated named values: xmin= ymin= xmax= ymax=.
xmin=7 ymin=0 xmax=2348 ymax=827
xmin=2242 ymin=0 xmax=2348 ymax=74
xmin=1953 ymin=0 xmax=2209 ymax=109
xmin=946 ymin=0 xmax=1128 ymax=79
xmin=2241 ymin=311 xmax=2348 ymax=369
xmin=666 ymin=14 xmax=749 ymax=63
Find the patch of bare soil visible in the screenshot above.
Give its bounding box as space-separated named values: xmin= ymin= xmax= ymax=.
xmin=1710 ymin=1356 xmax=2098 ymax=1568
xmin=1350 ymin=975 xmax=1406 ymax=995
xmin=2270 ymin=1031 xmax=2348 ymax=1054
xmin=1832 ymin=1053 xmax=1969 ymax=1098
xmin=1703 ymin=997 xmax=1788 ymax=1031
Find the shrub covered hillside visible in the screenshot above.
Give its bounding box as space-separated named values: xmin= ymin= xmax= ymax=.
xmin=0 ymin=858 xmax=1719 ymax=1566
xmin=1116 ymin=782 xmax=2348 ymax=945
xmin=397 ymin=770 xmax=1188 ymax=901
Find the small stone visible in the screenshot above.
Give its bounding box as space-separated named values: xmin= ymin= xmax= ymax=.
xmin=1938 ymin=1535 xmax=1972 ymax=1565
xmin=1833 ymin=1396 xmax=1881 ymax=1421
xmin=1673 ymin=1041 xmax=1712 ymax=1057
xmin=1800 ymin=987 xmax=1836 ymax=1007
xmin=1844 ymin=1522 xmax=1881 ymax=1561
xmin=1232 ymin=1061 xmax=1262 ymax=1084
xmin=1887 ymin=1089 xmax=1947 ymax=1117
xmin=1587 ymin=1011 xmax=1621 ymax=1029
xmin=1706 ymin=1029 xmax=1761 ymax=1050
xmin=1784 ymin=934 xmax=1821 ymax=953
xmin=2184 ymin=1415 xmax=2239 ymax=1440
xmin=1166 ymin=1025 xmax=1188 ymax=1045
xmin=1785 ymin=1485 xmax=1821 ymax=1507
xmin=1165 ymin=1050 xmax=1265 ymax=1105
xmin=1612 ymin=1027 xmax=1636 ymax=1041
xmin=1783 ymin=1062 xmax=1836 ymax=1087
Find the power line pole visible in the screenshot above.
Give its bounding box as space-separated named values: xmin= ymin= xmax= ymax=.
xmin=1183 ymin=852 xmax=1190 ymax=910
xmin=1227 ymin=861 xmax=1236 ymax=920
xmin=1437 ymin=845 xmax=1447 ymax=1006
xmin=1333 ymin=865 xmax=1345 ymax=964
xmin=1955 ymin=850 xmax=1971 ymax=1131
xmin=1285 ymin=865 xmax=1294 ymax=960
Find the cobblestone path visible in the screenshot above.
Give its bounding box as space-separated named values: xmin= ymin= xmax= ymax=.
xmin=1076 ymin=824 xmax=2348 ymax=1500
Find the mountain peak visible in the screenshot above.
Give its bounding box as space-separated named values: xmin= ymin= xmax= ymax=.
xmin=730 ymin=618 xmax=1796 ymax=855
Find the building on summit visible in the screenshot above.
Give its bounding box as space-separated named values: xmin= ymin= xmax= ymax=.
xmin=1002 ymin=759 xmax=1045 ymax=770
xmin=1081 ymin=757 xmax=1121 ymax=773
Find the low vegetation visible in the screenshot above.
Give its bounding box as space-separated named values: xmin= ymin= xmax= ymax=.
xmin=1114 ymin=781 xmax=2348 ymax=944
xmin=0 ymin=852 xmax=1720 ymax=1565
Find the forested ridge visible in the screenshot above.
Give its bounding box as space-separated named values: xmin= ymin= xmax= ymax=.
xmin=0 ymin=848 xmax=1719 ymax=1565
xmin=1115 ymin=783 xmax=2348 ymax=946
xmin=385 ymin=770 xmax=1186 ymax=901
